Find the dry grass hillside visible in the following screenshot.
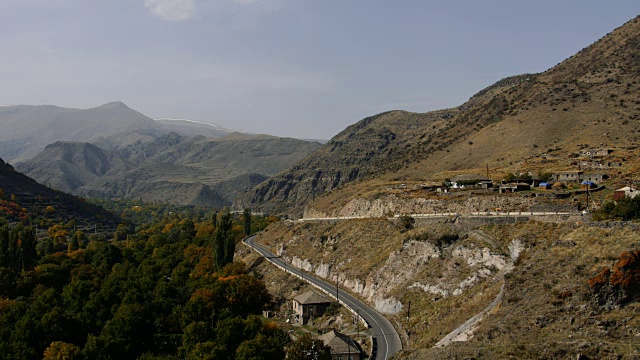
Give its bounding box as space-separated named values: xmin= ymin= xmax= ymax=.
xmin=247 ymin=218 xmax=640 ymax=359
xmin=407 ymin=222 xmax=640 ymax=359
xmin=252 ymin=15 xmax=640 ymax=217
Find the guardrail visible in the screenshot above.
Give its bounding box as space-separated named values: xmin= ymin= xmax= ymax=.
xmin=300 ymin=211 xmax=582 ymax=222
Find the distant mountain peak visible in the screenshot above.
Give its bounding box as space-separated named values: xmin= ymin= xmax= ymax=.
xmin=99 ymin=101 xmax=129 ymax=109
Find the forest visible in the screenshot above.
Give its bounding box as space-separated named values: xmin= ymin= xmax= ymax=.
xmin=0 ymin=206 xmax=306 ymax=360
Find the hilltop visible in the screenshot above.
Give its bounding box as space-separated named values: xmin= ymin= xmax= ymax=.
xmin=0 ymin=101 xmax=169 ymax=162
xmin=0 ymin=158 xmax=121 ymax=227
xmin=251 ymin=15 xmax=640 ymax=216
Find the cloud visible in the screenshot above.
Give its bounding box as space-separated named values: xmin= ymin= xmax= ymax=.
xmin=144 ymin=0 xmax=195 ymax=22
xmin=230 ymin=0 xmax=258 ymax=4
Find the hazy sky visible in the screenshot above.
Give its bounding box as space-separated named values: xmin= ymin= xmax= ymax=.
xmin=1 ymin=1 xmax=639 ymax=139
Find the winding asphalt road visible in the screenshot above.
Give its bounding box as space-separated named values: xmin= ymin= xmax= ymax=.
xmin=244 ymin=236 xmax=403 ymax=360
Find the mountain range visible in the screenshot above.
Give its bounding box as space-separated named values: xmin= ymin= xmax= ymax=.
xmin=4 ymin=16 xmax=640 ymax=215
xmin=0 ymin=102 xmax=320 ymax=207
xmin=0 ymin=101 xmax=168 ymax=162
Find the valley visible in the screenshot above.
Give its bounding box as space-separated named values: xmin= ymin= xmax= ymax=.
xmin=1 ymin=9 xmax=640 ymax=360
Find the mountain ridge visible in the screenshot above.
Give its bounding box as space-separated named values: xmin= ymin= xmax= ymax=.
xmin=250 ymin=15 xmax=640 ymax=216
xmin=17 ymin=132 xmax=321 ymax=207
xmin=0 ymin=101 xmax=169 ymax=162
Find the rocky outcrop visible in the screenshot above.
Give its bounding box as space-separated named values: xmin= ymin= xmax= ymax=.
xmin=409 ymin=242 xmax=514 ymax=298
xmin=278 ymin=228 xmax=522 ymax=317
xmin=588 ymin=250 xmax=640 ymax=309
xmin=305 ymin=194 xmax=541 ymax=219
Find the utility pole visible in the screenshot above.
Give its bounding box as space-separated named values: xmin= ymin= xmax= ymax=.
xmin=586 ymin=185 xmax=590 ymax=211
xmin=407 ymin=300 xmax=411 ymax=348
xmin=356 ymin=309 xmax=360 ymax=339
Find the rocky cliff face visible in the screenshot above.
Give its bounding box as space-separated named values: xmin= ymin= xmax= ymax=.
xmin=303 ymin=193 xmax=573 ymax=218
xmin=256 ymin=220 xmax=518 ymax=320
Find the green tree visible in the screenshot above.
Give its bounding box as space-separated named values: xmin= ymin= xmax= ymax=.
xmin=114 ymin=223 xmax=131 ymax=242
xmin=243 ymin=208 xmax=251 ymax=237
xmin=213 ymin=212 xmax=234 ymax=270
xmin=286 ymin=334 xmax=331 ymax=360
xmin=180 ymin=219 xmax=197 ymax=242
xmin=211 ymin=211 xmax=218 ymax=229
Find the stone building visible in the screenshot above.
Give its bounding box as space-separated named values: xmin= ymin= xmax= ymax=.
xmin=292 ymin=290 xmax=332 ymax=325
xmin=319 ymin=330 xmax=362 ymax=360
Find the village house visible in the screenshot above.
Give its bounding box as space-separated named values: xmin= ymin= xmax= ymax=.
xmin=499 ymin=183 xmax=531 ymax=193
xmin=292 ymin=290 xmax=332 ymax=325
xmin=552 ymin=171 xmax=607 ymax=184
xmin=319 ymin=330 xmax=362 ymax=360
xmin=579 ymin=148 xmax=612 ymax=157
xmin=449 ymin=174 xmax=492 ymax=189
xmin=613 ymin=186 xmax=639 ymax=200
xmin=579 ymin=160 xmax=623 ymax=169
xmin=552 ymin=171 xmax=582 ymax=183
xmin=582 ymin=173 xmax=608 ymax=183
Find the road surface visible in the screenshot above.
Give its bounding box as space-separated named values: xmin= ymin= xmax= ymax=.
xmin=244 ymin=236 xmax=403 ymax=360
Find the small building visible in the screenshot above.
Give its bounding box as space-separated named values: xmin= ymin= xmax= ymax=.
xmin=499 ymin=183 xmax=530 ymax=193
xmin=292 ymin=290 xmax=332 ymax=325
xmin=581 ymin=181 xmax=597 ymax=189
xmin=449 ymin=174 xmax=492 ymax=189
xmin=613 ymin=186 xmax=639 ymax=200
xmin=579 ymin=148 xmax=611 ymax=157
xmin=552 ymin=171 xmax=582 ymax=183
xmin=582 ymin=173 xmax=608 ymax=183
xmin=319 ymin=330 xmax=362 ymax=360
xmin=579 ymin=160 xmax=623 ymax=169
xmin=539 ymin=182 xmax=552 ymax=190
xmin=552 ymin=171 xmax=607 ymax=184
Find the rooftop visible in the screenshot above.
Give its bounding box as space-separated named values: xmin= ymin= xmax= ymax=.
xmin=319 ymin=330 xmax=361 ymax=355
xmin=293 ymin=290 xmax=332 ymax=305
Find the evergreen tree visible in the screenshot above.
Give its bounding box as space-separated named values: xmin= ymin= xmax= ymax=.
xmin=0 ymin=219 xmax=9 ymax=267
xmin=211 ymin=211 xmax=218 ymax=229
xmin=20 ymin=225 xmax=37 ymax=271
xmin=68 ymin=236 xmax=80 ymax=253
xmin=220 ymin=212 xmax=235 ymax=266
xmin=214 ymin=229 xmax=226 ymax=271
xmin=243 ymin=208 xmax=251 ymax=237
xmin=213 ymin=212 xmax=234 ymax=270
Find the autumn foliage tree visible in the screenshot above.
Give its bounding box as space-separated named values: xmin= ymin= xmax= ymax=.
xmin=0 ymin=208 xmax=283 ymax=359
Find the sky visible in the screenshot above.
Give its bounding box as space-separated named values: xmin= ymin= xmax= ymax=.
xmin=1 ymin=1 xmax=639 ymax=139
